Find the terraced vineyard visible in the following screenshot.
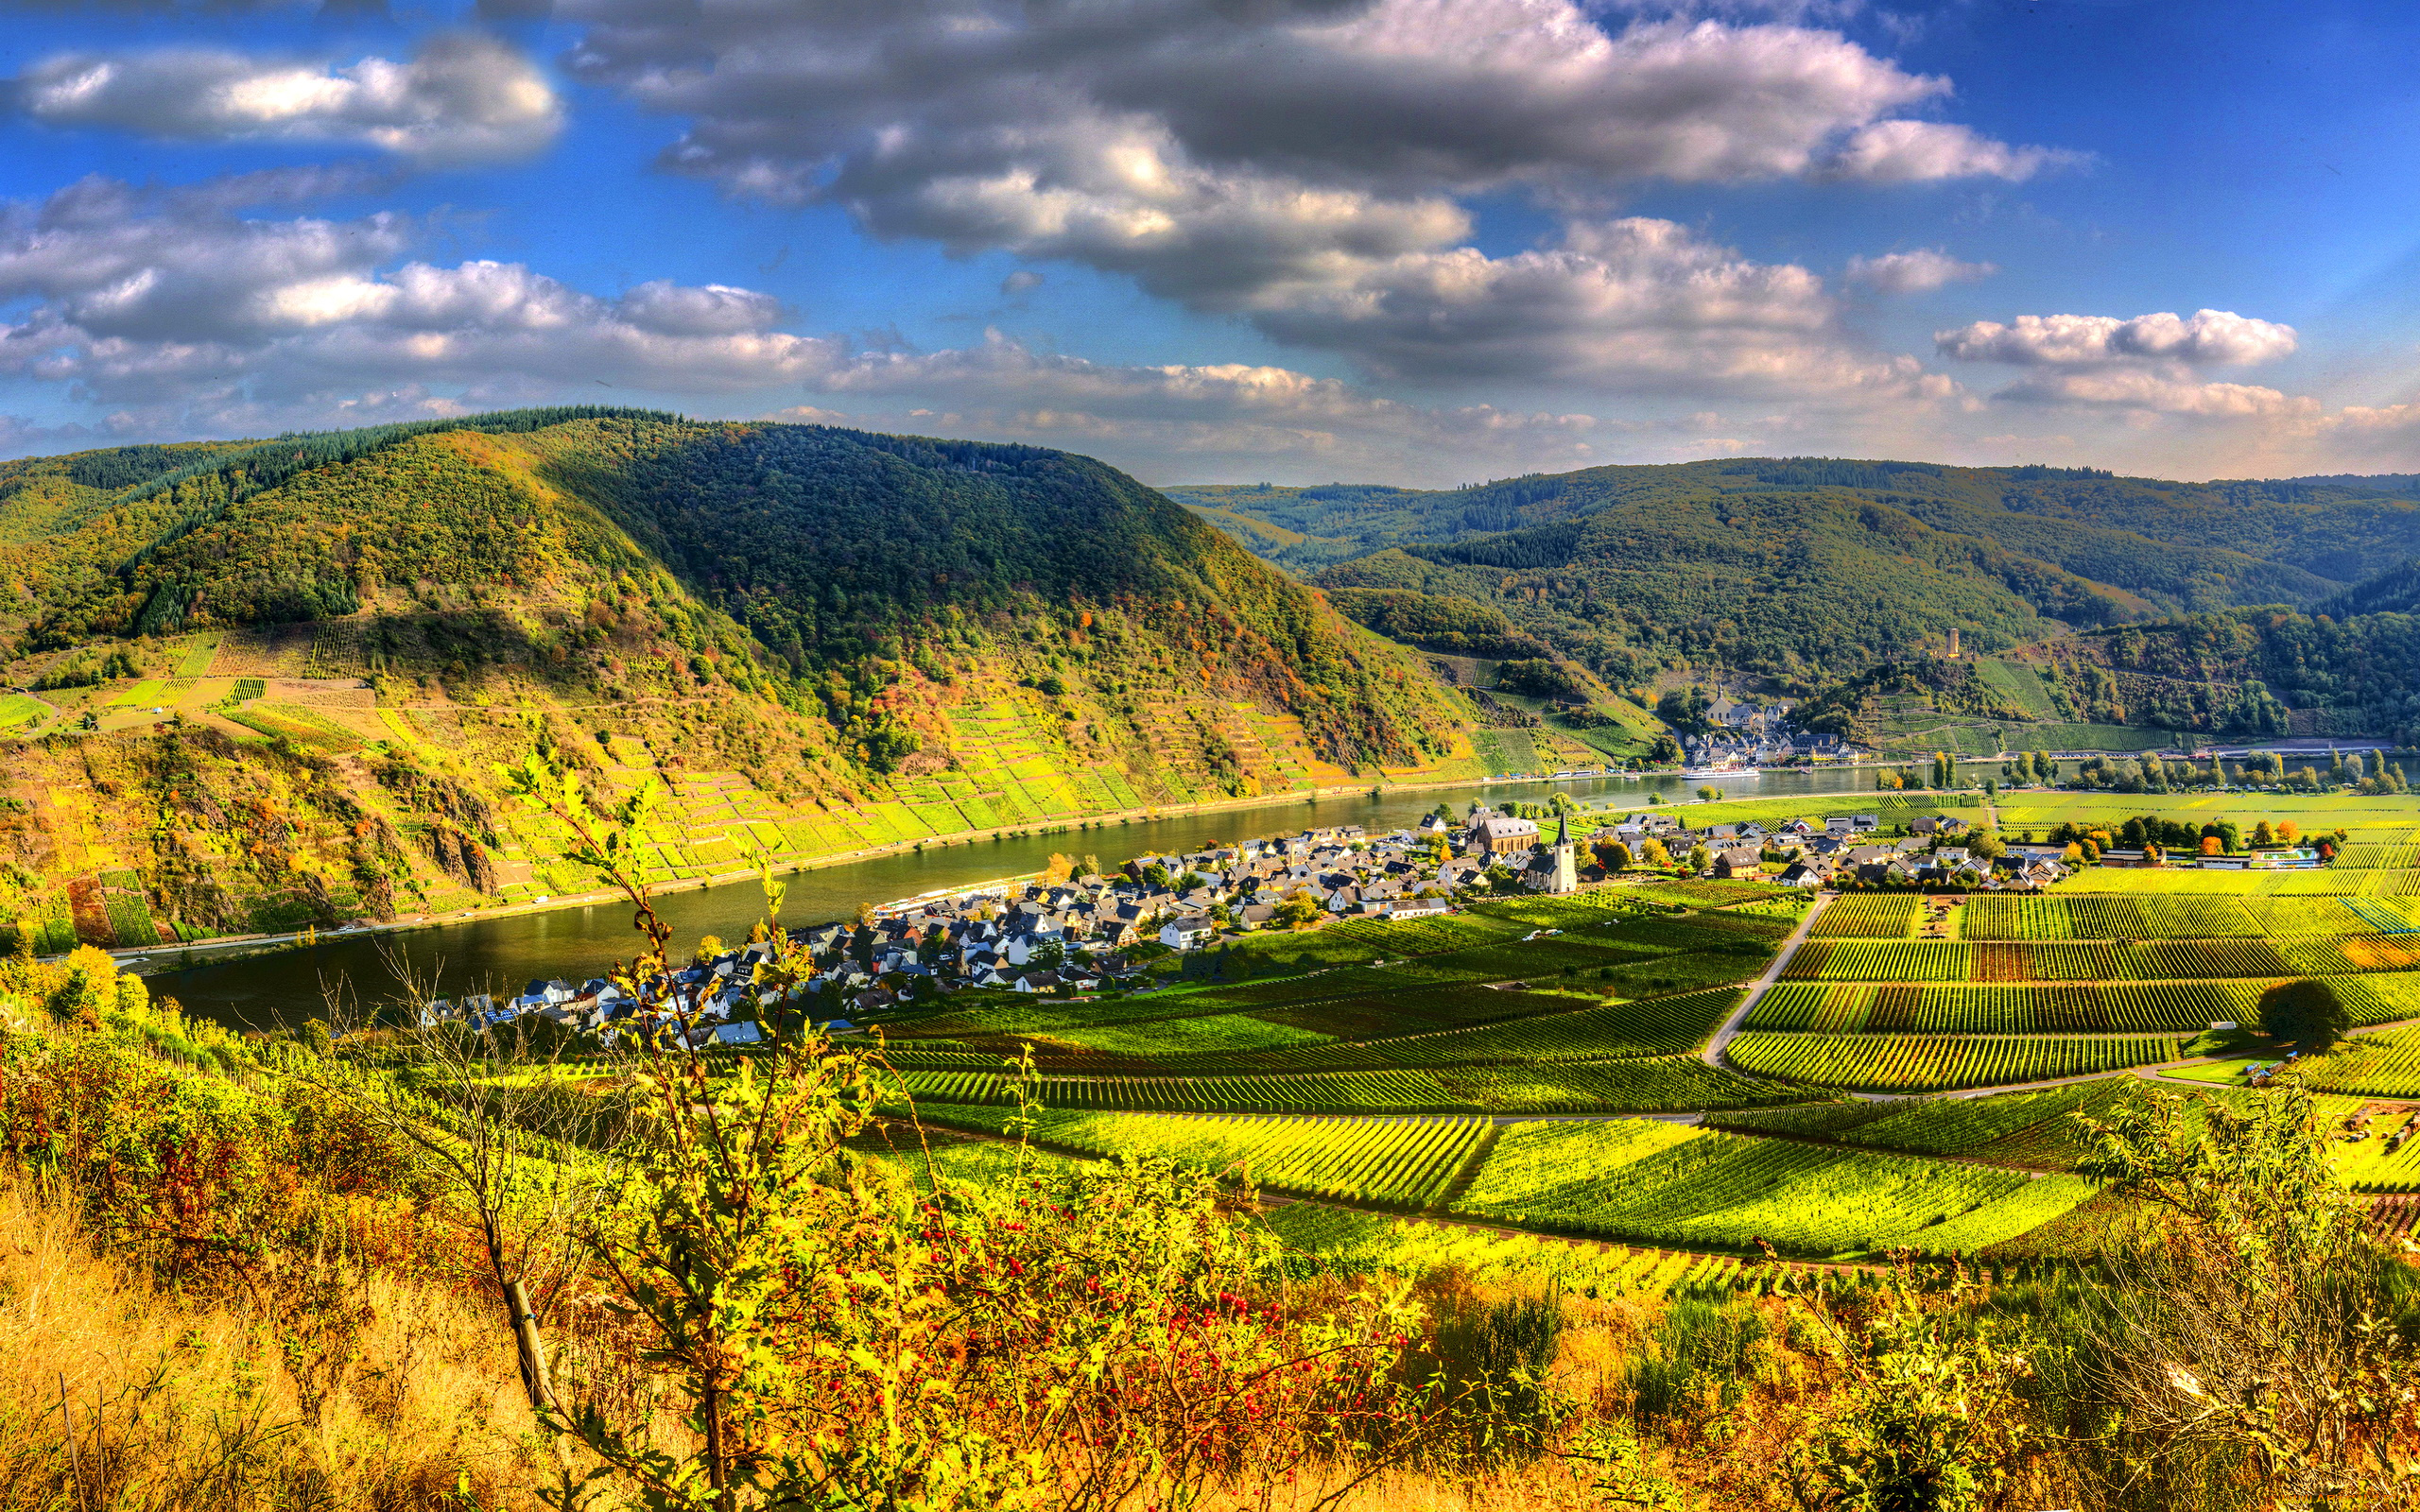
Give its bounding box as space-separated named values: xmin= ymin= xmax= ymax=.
xmin=1746 ymin=979 xmax=2266 ymax=1034
xmin=1017 ymin=1110 xmax=1491 ymax=1208
xmin=2294 ymin=1032 xmax=2420 ymax=1098
xmin=1727 ymin=1033 xmax=2183 ymax=1092
xmin=1709 ymin=1081 xmax=2132 ymax=1166
xmin=1962 ymin=895 xmax=2264 ymax=939
xmin=1451 ymin=1119 xmax=2096 ymax=1257
xmin=1785 ymin=936 xmax=2325 ymax=982
xmin=1261 ymin=1204 xmax=1750 ymax=1297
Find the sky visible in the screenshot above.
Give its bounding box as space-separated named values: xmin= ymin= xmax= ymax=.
xmin=2 ymin=0 xmax=2418 ymax=487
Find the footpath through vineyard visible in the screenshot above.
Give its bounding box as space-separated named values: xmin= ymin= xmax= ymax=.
xmin=1702 ymin=892 xmax=1829 ymax=1071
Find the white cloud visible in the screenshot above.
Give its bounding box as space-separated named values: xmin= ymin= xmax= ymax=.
xmin=1820 ymin=120 xmax=2079 ymax=184
xmin=1844 ymin=248 xmax=1996 ymax=295
xmin=0 ymin=175 xmax=839 ymax=406
xmin=0 ymin=172 xmax=1691 ymax=482
xmin=1249 ymin=216 xmax=1953 ymax=401
xmin=1926 ymin=304 xmax=2334 ymax=443
xmin=14 ymin=33 xmax=561 ymax=163
xmin=1995 ymin=370 xmax=2318 ymax=419
xmin=562 ymin=0 xmax=2062 ymax=364
xmin=1936 ymin=309 xmax=2299 ymax=369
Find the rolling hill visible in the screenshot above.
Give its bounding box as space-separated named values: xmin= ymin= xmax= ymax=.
xmin=1172 ymin=458 xmax=2420 ymax=753
xmin=0 ymin=410 xmax=1485 ymax=947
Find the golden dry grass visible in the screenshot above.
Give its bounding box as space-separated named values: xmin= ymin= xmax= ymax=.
xmin=0 ymin=1178 xmax=553 ymax=1512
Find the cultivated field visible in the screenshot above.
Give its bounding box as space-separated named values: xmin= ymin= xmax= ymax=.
xmin=879 ymin=791 xmax=2420 ymax=1271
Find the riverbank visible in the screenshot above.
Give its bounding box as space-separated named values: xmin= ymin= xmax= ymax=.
xmin=110 ymin=764 xmax=1553 ymax=976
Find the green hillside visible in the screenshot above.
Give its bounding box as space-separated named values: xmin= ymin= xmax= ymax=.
xmin=1175 ymin=458 xmax=2420 ymax=749
xmin=0 ymin=412 xmax=1482 ymax=945
xmin=1172 ymin=460 xmax=2420 ymax=601
xmin=1308 ymin=492 xmax=2109 ymax=688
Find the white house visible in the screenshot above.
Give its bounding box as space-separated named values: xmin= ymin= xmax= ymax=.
xmin=1159 ymin=915 xmax=1219 ymax=951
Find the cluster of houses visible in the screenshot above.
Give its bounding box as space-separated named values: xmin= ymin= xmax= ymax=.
xmin=426 ymin=942 xmax=787 ymax=1048
xmin=1624 ymin=808 xmax=2072 ymax=891
xmin=1684 ymin=695 xmax=1850 ymax=768
xmin=426 ymin=803 xmax=2091 ymax=1039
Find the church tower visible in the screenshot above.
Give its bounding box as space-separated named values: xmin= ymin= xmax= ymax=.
xmin=1547 ymin=811 xmax=1579 ymax=894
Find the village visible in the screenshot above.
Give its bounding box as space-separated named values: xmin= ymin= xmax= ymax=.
xmin=435 ymin=797 xmax=2106 ymax=1044
xmin=1675 ymin=693 xmax=1850 ymax=770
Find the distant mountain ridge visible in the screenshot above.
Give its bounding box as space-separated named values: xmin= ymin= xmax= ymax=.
xmin=1171 ymin=456 xmax=2420 ymax=748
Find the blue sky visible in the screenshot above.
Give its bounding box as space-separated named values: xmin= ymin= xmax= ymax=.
xmin=1 ymin=0 xmax=2415 ymax=485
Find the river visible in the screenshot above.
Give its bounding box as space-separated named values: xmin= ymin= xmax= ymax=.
xmin=146 ymin=764 xmax=1908 ymax=1029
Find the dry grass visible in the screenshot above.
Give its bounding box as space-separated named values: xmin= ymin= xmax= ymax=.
xmin=0 ymin=1178 xmax=553 ymax=1512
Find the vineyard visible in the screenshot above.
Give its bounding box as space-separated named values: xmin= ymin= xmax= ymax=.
xmin=2297 ymin=1032 xmax=2420 ymax=1098
xmin=1745 ymin=979 xmax=2260 ymax=1034
xmin=859 ymin=805 xmax=2420 ymax=1270
xmin=1708 ymin=1080 xmax=2131 ymax=1165
xmin=1725 ymin=1033 xmax=2183 ymax=1092
xmin=1261 ymin=1203 xmax=1751 ymax=1297
xmin=1807 ymin=894 xmax=1918 ymax=938
xmin=1451 ymin=1119 xmax=2097 ymax=1257
xmin=1012 ymin=1110 xmax=1491 ymax=1208
xmin=1785 ymin=937 xmax=2305 ymax=982
xmin=1962 ymin=894 xmax=2264 ymax=939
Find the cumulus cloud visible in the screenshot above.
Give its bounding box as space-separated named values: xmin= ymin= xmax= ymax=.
xmin=1820 ymin=120 xmax=2079 ymax=183
xmin=1994 ymin=370 xmax=2317 ymax=419
xmin=1844 ymin=248 xmax=1996 ymax=295
xmin=1931 ymin=306 xmax=2317 ymax=429
xmin=1249 ymin=216 xmax=1953 ymax=401
xmin=0 ymin=175 xmax=838 ymax=407
xmin=13 ymin=33 xmax=561 ymax=163
xmin=0 ymin=171 xmax=1755 ymax=482
xmin=562 ymin=0 xmax=2063 ymax=356
xmin=1935 ymin=309 xmax=2299 ymax=369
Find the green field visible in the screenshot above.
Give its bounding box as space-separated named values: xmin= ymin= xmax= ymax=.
xmin=1727 ymin=1033 xmax=2183 ymax=1092
xmin=867 ymin=799 xmax=2420 ymax=1267
xmin=1452 ymin=1120 xmax=2097 ymax=1257
xmin=1015 ymin=1110 xmax=1490 ymax=1207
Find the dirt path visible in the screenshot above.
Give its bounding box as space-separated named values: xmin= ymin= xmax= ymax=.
xmin=1702 ymin=891 xmax=1828 ymax=1069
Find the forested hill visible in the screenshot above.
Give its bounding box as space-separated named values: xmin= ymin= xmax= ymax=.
xmin=1171 ymin=461 xmax=2420 ymax=594
xmin=0 ymin=412 xmax=1479 ymax=948
xmin=1167 ymin=459 xmax=2420 ymax=694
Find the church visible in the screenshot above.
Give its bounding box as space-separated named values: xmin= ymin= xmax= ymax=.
xmin=1462 ymin=807 xmax=1580 ymax=894
xmin=1524 ymin=812 xmax=1581 ymax=895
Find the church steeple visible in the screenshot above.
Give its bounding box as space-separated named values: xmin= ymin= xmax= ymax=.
xmin=1547 ymin=809 xmax=1578 ymax=894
